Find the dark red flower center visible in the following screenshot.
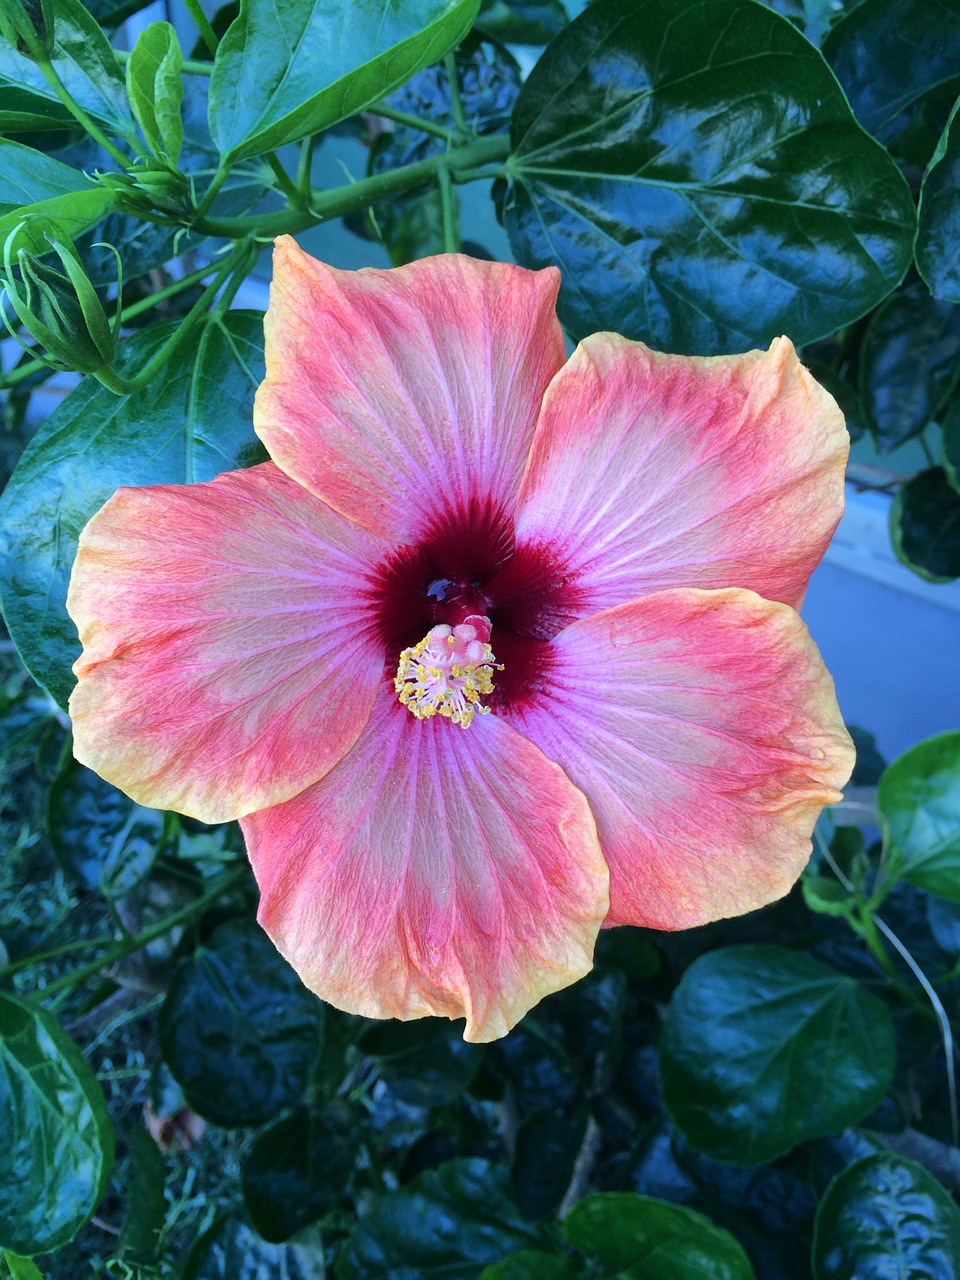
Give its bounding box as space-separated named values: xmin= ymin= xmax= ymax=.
xmin=369 ymin=498 xmax=588 ymax=713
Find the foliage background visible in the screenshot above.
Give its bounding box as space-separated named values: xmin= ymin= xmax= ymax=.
xmin=0 ymin=0 xmax=960 ymax=1276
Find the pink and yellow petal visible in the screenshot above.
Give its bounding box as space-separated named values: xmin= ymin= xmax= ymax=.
xmin=255 ymin=237 xmax=566 ymax=543
xmin=242 ymin=702 xmax=609 ymax=1043
xmin=508 ymin=589 xmax=854 ymax=930
xmin=67 ymin=462 xmax=386 ymax=824
xmin=515 ymin=335 xmax=848 ymax=613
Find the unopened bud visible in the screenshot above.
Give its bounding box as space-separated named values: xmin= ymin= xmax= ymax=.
xmin=0 ymin=0 xmax=54 ymax=59
xmin=1 ymin=222 xmax=120 ymax=375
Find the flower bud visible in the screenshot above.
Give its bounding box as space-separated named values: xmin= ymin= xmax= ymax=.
xmin=0 ymin=0 xmax=55 ymax=59
xmin=1 ymin=222 xmax=120 ymax=375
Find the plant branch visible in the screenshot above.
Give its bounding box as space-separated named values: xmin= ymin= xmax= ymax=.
xmin=184 ymin=0 xmax=219 ymax=56
xmin=34 ymin=867 xmax=247 ymax=1000
xmin=370 ymin=102 xmax=464 ymax=144
xmin=34 ymin=58 xmax=136 ymax=169
xmin=194 ymin=134 xmax=511 ymax=238
xmin=113 ymin=46 xmax=212 ymax=76
xmin=265 ymin=151 xmax=306 ymax=210
xmin=444 ymin=51 xmax=468 ymax=135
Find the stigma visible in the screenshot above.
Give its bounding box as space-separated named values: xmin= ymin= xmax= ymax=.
xmin=395 ymin=617 xmax=500 ymax=728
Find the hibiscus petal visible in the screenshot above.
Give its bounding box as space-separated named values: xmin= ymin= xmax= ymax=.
xmin=242 ymin=703 xmax=609 ymax=1042
xmin=255 ymin=237 xmax=566 ymax=543
xmin=507 ymin=589 xmax=854 ymax=930
xmin=67 ymin=462 xmax=385 ymax=823
xmin=514 ymin=335 xmax=848 ymax=613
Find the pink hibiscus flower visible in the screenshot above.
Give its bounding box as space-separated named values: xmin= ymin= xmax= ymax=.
xmin=67 ymin=238 xmax=854 ymax=1042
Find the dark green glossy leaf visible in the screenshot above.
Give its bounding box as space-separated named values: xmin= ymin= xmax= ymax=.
xmin=824 ymin=0 xmax=960 ymax=146
xmin=476 ymin=0 xmax=568 ymax=45
xmin=758 ymin=0 xmax=855 ymax=47
xmin=0 ymin=992 xmax=114 ymax=1256
xmin=564 ymin=1192 xmax=756 ymax=1279
xmin=47 ymin=756 xmax=163 ymax=897
xmin=0 ymin=310 xmax=264 ymax=710
xmin=159 ymin=917 xmax=324 ymax=1128
xmin=944 ymin=400 xmax=960 ymax=491
xmin=859 ymin=290 xmax=960 ymax=452
xmin=183 ymin=1217 xmax=325 ymax=1280
xmin=812 ymin=1153 xmax=960 ymax=1280
xmin=242 ymin=1101 xmax=359 ymax=1243
xmin=480 ymin=1253 xmax=583 ymax=1280
xmin=918 ymin=97 xmax=960 ymax=302
xmin=126 ymin=21 xmax=184 ymax=165
xmin=117 ymin=1126 xmax=165 ymax=1266
xmin=927 ymin=896 xmax=960 ymax=953
xmin=889 ymin=468 xmax=960 ymax=584
xmin=878 ymin=732 xmax=960 ymax=900
xmin=0 ymin=0 xmax=132 ymax=135
xmin=659 ymin=945 xmax=896 ymax=1165
xmin=512 ymin=1102 xmax=588 ymax=1220
xmin=359 ymin=1018 xmax=482 ymax=1107
xmin=338 ymin=1159 xmax=545 ymax=1280
xmin=504 ymin=0 xmax=913 ymax=355
xmin=208 ymin=0 xmax=480 ymax=162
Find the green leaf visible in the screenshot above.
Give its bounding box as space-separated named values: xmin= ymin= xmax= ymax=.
xmin=0 ymin=84 xmax=74 ymax=131
xmin=208 ymin=0 xmax=480 ymax=163
xmin=0 ymin=992 xmax=114 ymax=1256
xmin=183 ymin=1217 xmax=325 ymax=1280
xmin=338 ymin=1159 xmax=546 ymax=1280
xmin=480 ymin=1253 xmax=584 ymax=1280
xmin=812 ymin=1152 xmax=960 ymax=1280
xmin=944 ymin=400 xmax=960 ymax=491
xmin=0 ymin=310 xmax=265 ymax=710
xmin=823 ymin=0 xmax=960 ymax=146
xmin=476 ymin=0 xmax=568 ymax=45
xmin=889 ymin=468 xmax=960 ymax=584
xmin=659 ymin=945 xmax=896 ymax=1165
xmin=564 ymin=1192 xmax=756 ymax=1279
xmin=0 ymin=0 xmax=131 ymax=135
xmin=158 ymin=916 xmax=325 ymax=1128
xmin=117 ymin=1126 xmax=165 ymax=1266
xmin=504 ymin=0 xmax=914 ymax=355
xmin=858 ymin=290 xmax=960 ymax=453
xmin=242 ymin=1101 xmax=360 ymax=1243
xmin=0 ymin=187 xmax=121 ymax=256
xmin=126 ymin=21 xmax=184 ymax=165
xmin=0 ymin=138 xmax=94 ymax=215
xmin=512 ymin=1102 xmax=588 ymax=1220
xmin=878 ymin=731 xmax=960 ymax=901
xmin=358 ymin=1018 xmax=483 ymax=1107
xmin=2 ymin=1254 xmax=44 ymax=1280
xmin=918 ymin=97 xmax=960 ymax=302
xmin=48 ymin=756 xmax=164 ymax=897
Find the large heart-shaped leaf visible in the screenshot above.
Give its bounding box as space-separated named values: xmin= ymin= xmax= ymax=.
xmin=209 ymin=0 xmax=480 ymax=163
xmin=504 ymin=0 xmax=914 ymax=355
xmin=0 ymin=993 xmax=114 ymax=1256
xmin=823 ymin=0 xmax=960 ymax=146
xmin=659 ymin=946 xmax=896 ymax=1165
xmin=813 ymin=1153 xmax=960 ymax=1280
xmin=0 ymin=311 xmax=266 ymax=710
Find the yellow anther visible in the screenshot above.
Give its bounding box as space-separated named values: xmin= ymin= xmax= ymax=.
xmin=395 ymin=620 xmax=500 ymax=728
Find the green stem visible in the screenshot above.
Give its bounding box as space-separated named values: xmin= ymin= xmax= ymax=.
xmin=919 ymin=433 xmax=936 ymax=468
xmin=444 ymin=51 xmax=468 ymax=135
xmin=192 ymin=165 xmax=230 ymax=222
xmin=36 ymin=868 xmax=247 ymax=1000
xmin=297 ymin=134 xmax=320 ymax=198
xmin=196 ymin=134 xmax=510 ymax=238
xmin=34 ymin=57 xmax=136 ymax=169
xmin=184 ymin=0 xmax=219 ymax=56
xmin=437 ymin=162 xmax=460 ymax=253
xmin=370 ymin=102 xmax=464 ymax=144
xmin=113 ymin=47 xmax=213 ymax=76
xmin=214 ymin=241 xmax=259 ymax=314
xmin=0 ymin=256 xmax=244 ymax=391
xmin=103 ymin=243 xmax=251 ymax=394
xmin=266 ymin=151 xmax=306 ymax=210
